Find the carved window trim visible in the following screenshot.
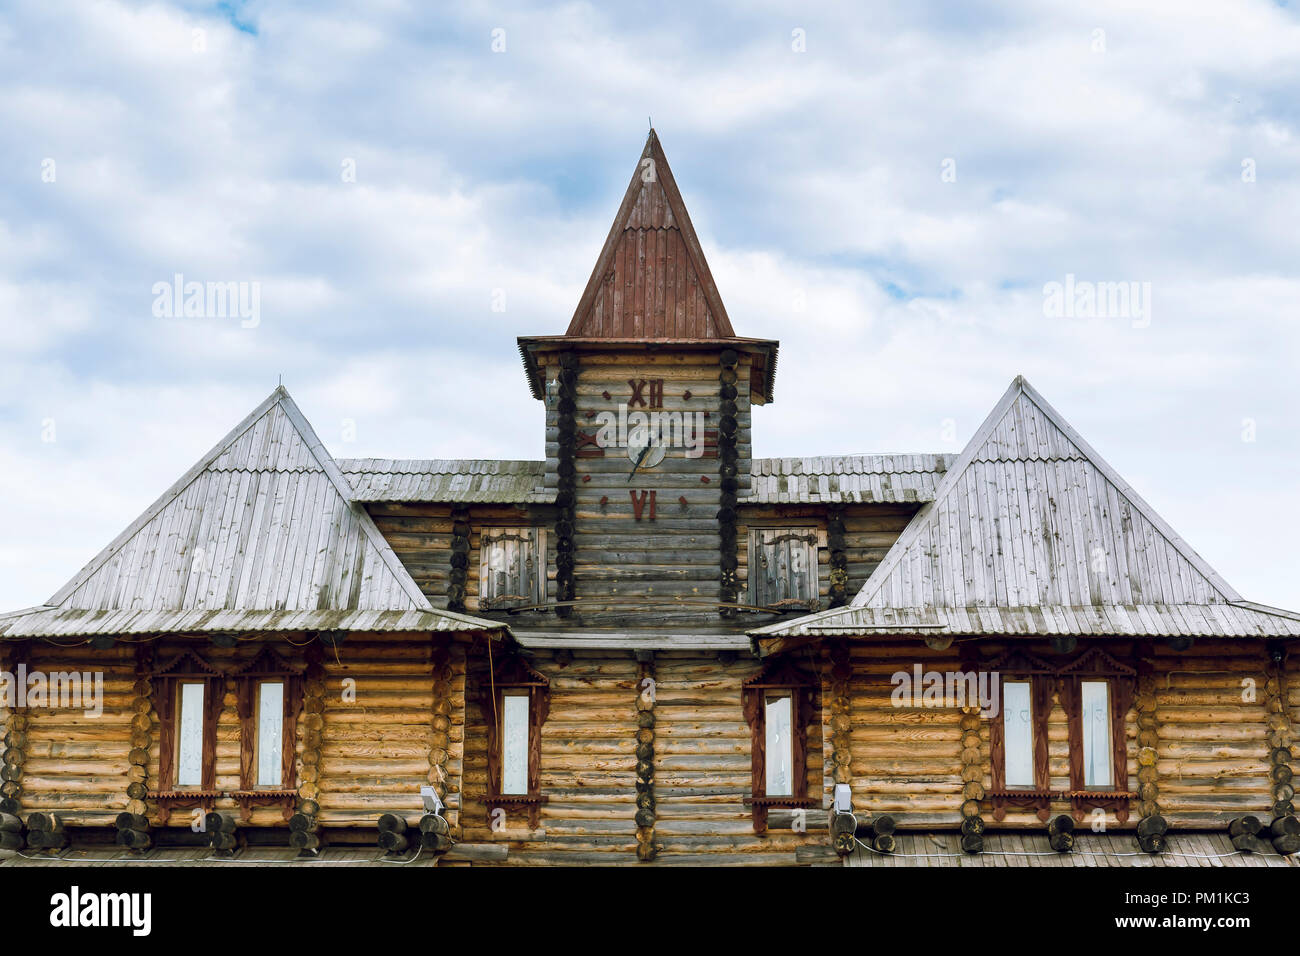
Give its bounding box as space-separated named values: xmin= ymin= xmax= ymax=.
xmin=977 ymin=646 xmax=1137 ymax=823
xmin=153 ymin=649 xmax=225 ymax=793
xmin=1058 ymin=649 xmax=1137 ymax=822
xmin=230 ymin=645 xmax=304 ymax=795
xmin=982 ymin=650 xmax=1055 ymax=821
xmin=743 ymin=659 xmax=817 ymax=833
xmin=477 ymin=653 xmax=550 ymax=829
xmin=478 ymin=526 xmax=547 ymax=610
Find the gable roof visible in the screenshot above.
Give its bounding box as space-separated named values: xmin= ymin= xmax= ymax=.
xmin=2 ymin=388 xmax=504 ymax=639
xmin=566 ymin=128 xmax=734 ymax=339
xmin=752 ymin=376 xmax=1300 ymax=640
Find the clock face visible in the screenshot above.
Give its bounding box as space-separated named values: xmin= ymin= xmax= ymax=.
xmin=627 ymin=428 xmax=666 ymax=469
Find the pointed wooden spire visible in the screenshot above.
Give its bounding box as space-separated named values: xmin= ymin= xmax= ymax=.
xmin=566 ymin=129 xmax=735 ymax=339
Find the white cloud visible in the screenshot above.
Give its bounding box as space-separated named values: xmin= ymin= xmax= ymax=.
xmin=0 ymin=0 xmax=1297 ymax=609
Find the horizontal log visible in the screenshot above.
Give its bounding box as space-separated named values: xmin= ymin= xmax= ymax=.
xmin=441 ymin=843 xmax=508 ymax=862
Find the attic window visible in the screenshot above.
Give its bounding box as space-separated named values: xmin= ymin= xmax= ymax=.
xmin=1056 ymin=649 xmax=1137 ymax=821
xmin=479 ymin=527 xmax=546 ymax=610
xmin=763 ymin=692 xmax=795 ymax=797
xmin=980 ymin=650 xmax=1054 ymax=821
xmin=500 ymin=692 xmax=531 ymax=795
xmin=749 ymin=528 xmax=821 ymax=610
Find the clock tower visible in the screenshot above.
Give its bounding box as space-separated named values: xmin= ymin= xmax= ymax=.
xmin=518 ymin=129 xmax=778 ymax=629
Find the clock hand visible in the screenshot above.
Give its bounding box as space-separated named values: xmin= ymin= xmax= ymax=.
xmin=628 ymin=443 xmax=652 ymax=482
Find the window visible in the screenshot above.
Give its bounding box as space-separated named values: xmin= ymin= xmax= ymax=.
xmin=980 ymin=647 xmax=1136 ymax=822
xmin=743 ymin=661 xmax=816 ymax=833
xmin=500 ymin=692 xmax=531 ymax=795
xmin=1057 ymin=649 xmax=1136 ymax=822
xmin=153 ymin=649 xmax=224 ymax=793
xmin=256 ymin=681 xmax=285 ymax=787
xmin=232 ymin=645 xmax=303 ymax=793
xmin=1001 ymin=681 xmax=1035 ymax=788
xmin=478 ymin=653 xmax=551 ymax=828
xmin=479 ymin=527 xmax=546 ymax=609
xmin=749 ymin=528 xmax=821 ymax=609
xmin=980 ymin=650 xmax=1055 ymax=821
xmin=764 ymin=692 xmax=794 ymax=797
xmin=1080 ymin=680 xmax=1112 ymax=788
xmin=176 ymin=682 xmax=206 ymax=787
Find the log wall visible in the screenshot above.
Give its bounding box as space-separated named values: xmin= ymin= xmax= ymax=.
xmin=1 ymin=634 xmax=1291 ymax=855
xmin=538 ymin=349 xmax=748 ymax=629
xmin=837 ymin=641 xmax=966 ymax=825
xmin=9 ymin=642 xmax=136 ymax=826
xmin=461 ymin=649 xmax=640 ymax=863
xmin=316 ymin=635 xmax=468 ymax=828
xmin=459 ymin=648 xmax=824 ymax=865
xmin=1149 ymin=640 xmax=1275 ymax=826
xmin=4 ymin=634 xmax=470 ymax=832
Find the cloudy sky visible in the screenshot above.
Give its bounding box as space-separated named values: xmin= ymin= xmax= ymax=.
xmin=1 ymin=0 xmax=1297 ymax=611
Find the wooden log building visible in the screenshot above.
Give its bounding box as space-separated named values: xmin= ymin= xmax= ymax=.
xmin=2 ymin=130 xmax=1298 ymax=867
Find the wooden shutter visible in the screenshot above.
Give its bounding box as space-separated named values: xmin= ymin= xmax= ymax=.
xmin=750 ymin=528 xmax=819 ymax=608
xmin=479 ymin=527 xmax=545 ymax=609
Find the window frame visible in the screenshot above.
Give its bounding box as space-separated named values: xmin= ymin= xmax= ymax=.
xmin=499 ymin=690 xmax=532 ymax=796
xmin=254 ymin=680 xmax=286 ymax=788
xmin=998 ymin=680 xmax=1039 ymax=790
xmin=747 ymin=526 xmax=823 ymax=610
xmin=1058 ymin=648 xmax=1136 ymax=820
xmin=477 ymin=526 xmax=547 ymax=610
xmin=478 ymin=652 xmax=551 ymax=829
xmin=231 ymin=644 xmax=304 ymax=795
xmin=1078 ymin=679 xmax=1113 ymax=789
xmin=980 ymin=649 xmax=1055 ymax=821
xmin=742 ymin=660 xmax=817 ymax=833
xmin=979 ymin=645 xmax=1137 ymax=823
xmin=153 ymin=650 xmax=225 ymax=793
xmin=174 ymin=680 xmax=208 ymax=788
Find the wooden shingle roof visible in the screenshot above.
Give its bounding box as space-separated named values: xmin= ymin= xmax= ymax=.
xmin=753 ymin=376 xmax=1300 ymax=640
xmin=743 ymin=454 xmax=955 ymax=504
xmin=1 ymin=388 xmax=503 ymax=639
xmin=340 ymin=458 xmax=550 ymax=503
xmin=338 ymin=454 xmax=954 ymax=506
